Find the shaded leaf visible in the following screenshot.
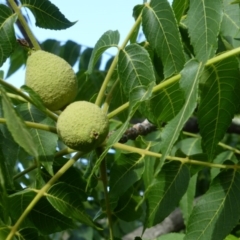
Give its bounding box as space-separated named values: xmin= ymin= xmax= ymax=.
xmin=79 ymin=48 xmax=98 ymax=71
xmin=87 ymin=30 xmax=119 ymax=74
xmin=142 ymin=0 xmax=185 ymax=77
xmin=118 ymin=43 xmax=155 ymax=96
xmin=41 ymin=39 xmax=61 ymax=54
xmin=109 ymin=153 xmax=144 ymax=197
xmin=185 ymin=169 xmax=240 ymax=240
xmin=114 ymin=187 xmax=143 ymax=222
xmin=47 ymin=182 xmax=98 ymax=229
xmin=172 ymin=0 xmax=189 ymax=23
xmin=21 ymin=0 xmax=76 ymax=30
xmin=156 ymin=59 xmax=203 ymax=173
xmin=144 ymin=161 xmax=190 ymax=228
xmin=59 ymin=40 xmax=81 ymax=67
xmin=198 ymin=57 xmax=240 ymax=160
xmin=179 ymin=174 xmax=197 ymax=225
xmin=1 ymin=87 xmax=38 ymax=158
xmin=9 ymin=189 xmax=75 ymax=235
xmin=0 ymin=4 xmax=17 ymax=67
xmin=17 ymin=103 xmax=57 ymax=175
xmin=6 ymin=43 xmax=28 ymax=78
xmin=186 ymin=0 xmax=223 ymax=62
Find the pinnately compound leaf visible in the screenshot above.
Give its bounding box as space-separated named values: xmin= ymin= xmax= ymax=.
xmin=118 ymin=43 xmax=156 ymax=96
xmin=187 ymin=0 xmax=223 ymax=62
xmin=185 ymin=169 xmax=240 ymax=240
xmin=142 ymin=0 xmax=185 ymax=78
xmin=0 ymin=4 xmax=17 ymax=67
xmin=87 ymin=30 xmax=120 ymax=74
xmin=198 ymin=57 xmax=240 ymax=161
xmin=21 ymin=0 xmax=76 ymax=30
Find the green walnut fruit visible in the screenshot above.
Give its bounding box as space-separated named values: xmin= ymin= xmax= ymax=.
xmin=57 ymin=101 xmax=109 ymax=152
xmin=25 ymin=50 xmax=78 ymax=111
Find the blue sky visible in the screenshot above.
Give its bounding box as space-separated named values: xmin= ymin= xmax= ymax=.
xmin=0 ymin=0 xmax=142 ymax=87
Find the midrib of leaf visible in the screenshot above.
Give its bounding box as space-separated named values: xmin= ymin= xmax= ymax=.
xmin=146 ymin=4 xmax=178 ymax=74
xmin=209 ymin=69 xmax=221 ymax=158
xmin=162 ymin=87 xmax=177 ymax=116
xmin=157 ymin=61 xmax=203 ymax=174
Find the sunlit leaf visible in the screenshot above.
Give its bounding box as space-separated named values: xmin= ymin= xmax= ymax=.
xmin=144 ymin=161 xmax=190 ymax=228
xmin=198 ymin=57 xmax=240 ymax=160
xmin=186 ymin=0 xmax=223 ymax=62
xmin=156 ymin=59 xmax=203 ymax=173
xmin=118 ymin=44 xmax=155 ymax=96
xmin=142 ymin=0 xmax=185 ymax=77
xmin=21 ymin=0 xmax=76 ymax=30
xmin=176 ymin=138 xmax=202 ymax=156
xmin=1 ymin=87 xmax=38 ymax=158
xmin=47 ymin=182 xmax=98 ymax=229
xmin=185 ymin=169 xmax=240 ymax=240
xmin=87 ymin=30 xmax=120 ymax=74
xmin=0 ymin=4 xmax=17 ymax=67
xmin=109 ymin=153 xmax=144 ymax=197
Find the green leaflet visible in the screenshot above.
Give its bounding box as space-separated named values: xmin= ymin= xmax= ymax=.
xmin=0 ymin=4 xmax=17 ymax=67
xmin=21 ymin=0 xmax=76 ymax=30
xmin=142 ymin=0 xmax=185 ymax=78
xmin=156 ymin=59 xmax=204 ymax=174
xmin=142 ymin=81 xmax=185 ymax=125
xmin=47 ymin=182 xmax=98 ymax=229
xmin=198 ymin=57 xmax=240 ymax=161
xmin=109 ymin=153 xmax=145 ymax=197
xmin=1 ymin=87 xmax=38 ymax=159
xmin=187 ymin=0 xmax=223 ymax=62
xmin=87 ymin=30 xmax=120 ymax=74
xmin=16 ymin=103 xmax=58 ymax=175
xmin=172 ymin=0 xmax=189 ymax=23
xmin=118 ymin=43 xmax=156 ymax=96
xmin=185 ymin=169 xmax=240 ymax=240
xmin=144 ymin=161 xmax=190 ymax=228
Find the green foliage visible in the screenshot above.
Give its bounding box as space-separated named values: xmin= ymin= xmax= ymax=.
xmin=1 ymin=0 xmax=240 ymax=240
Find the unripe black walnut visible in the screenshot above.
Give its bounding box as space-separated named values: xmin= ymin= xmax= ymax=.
xmin=57 ymin=101 xmax=109 ymax=152
xmin=25 ymin=50 xmax=78 ymax=111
